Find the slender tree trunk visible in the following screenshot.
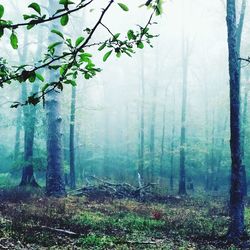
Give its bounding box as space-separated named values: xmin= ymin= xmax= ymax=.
xmin=19 ymin=33 xmax=40 ymax=187
xmin=14 ymin=108 xmax=22 ymax=161
xmin=103 ymin=109 xmax=110 ymax=178
xmin=170 ymin=126 xmax=175 ymax=191
xmin=227 ymin=0 xmax=245 ymax=240
xmin=138 ymin=54 xmax=145 ymax=181
xmin=204 ymin=82 xmax=210 ymax=191
xmin=69 ymin=86 xmax=76 ymax=189
xmin=149 ymin=83 xmax=157 ymax=183
xmin=159 ymin=88 xmax=167 ymax=189
xmin=45 ymin=0 xmax=66 ymax=197
xmin=210 ymin=110 xmax=215 ymax=190
xmin=179 ymin=40 xmax=189 ymax=195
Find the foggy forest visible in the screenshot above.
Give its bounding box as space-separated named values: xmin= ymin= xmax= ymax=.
xmin=0 ymin=0 xmax=249 ymax=249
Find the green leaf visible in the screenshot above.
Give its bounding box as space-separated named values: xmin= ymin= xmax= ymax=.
xmin=35 ymin=73 xmax=44 ymax=82
xmin=23 ymin=14 xmax=31 ymax=20
xmin=60 ymin=14 xmax=69 ymax=26
xmin=27 ymin=23 xmax=35 ymax=30
xmin=103 ymin=50 xmax=112 ymax=62
xmin=41 ymin=83 xmax=49 ymax=92
xmin=98 ymin=43 xmax=106 ymax=51
xmin=28 ymin=72 xmax=36 ymax=83
xmin=127 ymin=30 xmax=134 ymax=40
xmin=0 ymin=28 xmax=4 ymax=38
xmin=59 ymin=0 xmax=74 ymax=5
xmin=51 ymin=29 xmax=64 ymax=39
xmin=0 ymin=4 xmax=4 ymax=19
xmin=137 ymin=41 xmax=144 ymax=49
xmin=116 ymin=51 xmax=121 ymax=58
xmin=75 ymin=36 xmax=85 ymax=47
xmin=10 ymin=32 xmax=18 ymax=49
xmin=28 ymin=3 xmax=41 ymax=15
xmin=118 ymin=3 xmax=129 ymax=11
xmin=113 ymin=33 xmax=121 ymax=40
xmin=48 ymin=42 xmax=63 ymax=50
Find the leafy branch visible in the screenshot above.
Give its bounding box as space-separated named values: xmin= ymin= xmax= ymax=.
xmin=0 ymin=0 xmax=162 ymax=107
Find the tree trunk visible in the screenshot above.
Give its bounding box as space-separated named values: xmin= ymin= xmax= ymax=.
xmin=241 ymin=87 xmax=248 ymax=196
xmin=149 ymin=83 xmax=157 ymax=183
xmin=14 ymin=107 xmax=22 ymax=161
xmin=69 ymin=86 xmax=76 ymax=189
xmin=170 ymin=92 xmax=176 ymax=191
xmin=138 ymin=54 xmax=145 ymax=181
xmin=236 ymin=0 xmax=247 ymax=197
xmin=19 ymin=33 xmax=39 ymax=187
xmin=45 ymin=0 xmax=66 ymax=197
xmin=179 ymin=40 xmax=189 ymax=195
xmin=159 ymin=88 xmax=167 ymax=189
xmin=227 ymin=0 xmax=245 ymax=240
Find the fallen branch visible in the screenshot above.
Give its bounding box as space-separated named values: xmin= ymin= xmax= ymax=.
xmin=38 ymin=226 xmax=78 ymax=236
xmin=119 ymin=239 xmax=165 ymax=245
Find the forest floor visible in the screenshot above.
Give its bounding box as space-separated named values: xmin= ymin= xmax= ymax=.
xmin=0 ymin=189 xmax=249 ymax=249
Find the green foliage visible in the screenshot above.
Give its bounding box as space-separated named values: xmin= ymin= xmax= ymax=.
xmin=103 ymin=50 xmax=112 ymax=62
xmin=60 ymin=14 xmax=69 ymax=26
xmin=0 ymin=4 xmax=4 ymax=19
xmin=117 ymin=3 xmax=129 ymax=12
xmin=79 ymin=234 xmax=116 ymax=249
xmin=0 ymin=0 xmax=159 ymax=106
xmin=10 ymin=32 xmax=18 ymax=49
xmin=74 ymin=210 xmax=165 ymax=232
xmin=75 ymin=36 xmax=85 ymax=47
xmin=28 ymin=3 xmax=41 ymax=15
xmin=0 ymin=173 xmax=15 ymax=188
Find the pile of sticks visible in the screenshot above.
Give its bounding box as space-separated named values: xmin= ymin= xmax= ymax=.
xmin=70 ymin=176 xmax=156 ymax=200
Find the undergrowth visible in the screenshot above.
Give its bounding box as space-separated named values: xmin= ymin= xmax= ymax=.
xmin=0 ymin=190 xmax=248 ymax=249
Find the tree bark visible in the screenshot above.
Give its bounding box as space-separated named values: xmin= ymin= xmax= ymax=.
xmin=227 ymin=0 xmax=245 ymax=240
xmin=179 ymin=40 xmax=189 ymax=195
xmin=19 ymin=33 xmax=39 ymax=187
xmin=45 ymin=0 xmax=66 ymax=197
xmin=236 ymin=0 xmax=247 ymax=197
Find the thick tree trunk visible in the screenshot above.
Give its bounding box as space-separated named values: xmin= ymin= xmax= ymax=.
xmin=45 ymin=0 xmax=66 ymax=197
xmin=227 ymin=0 xmax=245 ymax=240
xmin=236 ymin=0 xmax=247 ymax=197
xmin=46 ymin=86 xmax=66 ymax=196
xmin=69 ymin=86 xmax=76 ymax=189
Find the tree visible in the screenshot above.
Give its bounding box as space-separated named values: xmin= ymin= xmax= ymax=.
xmin=179 ymin=38 xmax=190 ymax=195
xmin=69 ymin=86 xmax=76 ymax=189
xmin=45 ymin=0 xmax=66 ymax=197
xmin=138 ymin=53 xmax=145 ymax=182
xmin=226 ymin=0 xmax=245 ymax=240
